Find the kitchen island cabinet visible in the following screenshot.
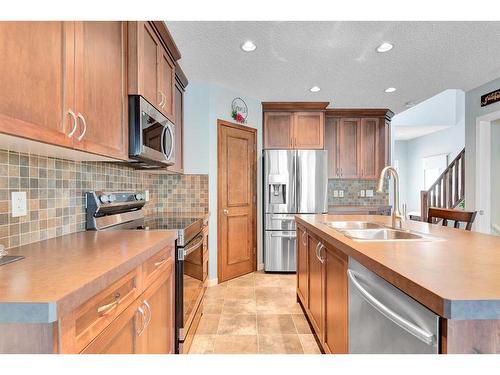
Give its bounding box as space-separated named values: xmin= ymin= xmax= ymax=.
xmin=0 ymin=230 xmax=177 ymax=354
xmin=296 ymin=214 xmax=500 ymax=354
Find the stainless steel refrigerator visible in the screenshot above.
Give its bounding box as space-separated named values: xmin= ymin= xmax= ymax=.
xmin=263 ymin=150 xmax=328 ymax=272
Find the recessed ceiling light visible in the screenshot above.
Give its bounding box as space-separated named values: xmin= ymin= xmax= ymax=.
xmin=310 ymin=86 xmax=321 ymax=93
xmin=385 ymin=87 xmax=397 ymax=93
xmin=241 ymin=40 xmax=256 ymax=52
xmin=376 ymin=42 xmax=394 ymax=53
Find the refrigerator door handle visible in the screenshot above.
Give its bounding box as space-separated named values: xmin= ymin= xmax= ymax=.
xmin=270 ymin=215 xmax=295 ymax=221
xmin=270 ymin=233 xmax=297 ymax=239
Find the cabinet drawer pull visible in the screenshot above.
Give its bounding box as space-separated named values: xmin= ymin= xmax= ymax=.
xmin=97 ymin=292 xmax=121 ymax=314
xmin=301 ymin=231 xmax=307 ymax=246
xmin=67 ymin=110 xmax=78 ymax=138
xmin=76 ymin=113 xmax=87 ymax=141
xmin=154 ymin=259 xmax=167 ymax=268
xmin=162 ymin=92 xmax=167 ymax=109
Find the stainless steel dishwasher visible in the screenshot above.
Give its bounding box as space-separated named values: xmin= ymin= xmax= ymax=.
xmin=348 ymin=258 xmax=440 ymax=354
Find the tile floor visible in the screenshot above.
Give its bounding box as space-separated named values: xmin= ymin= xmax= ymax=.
xmin=188 ymin=271 xmax=322 ymax=354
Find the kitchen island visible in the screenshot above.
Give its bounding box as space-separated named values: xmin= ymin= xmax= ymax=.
xmin=295 ymin=214 xmax=500 ymax=354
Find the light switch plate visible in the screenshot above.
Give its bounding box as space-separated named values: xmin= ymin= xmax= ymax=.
xmin=366 ymin=189 xmax=374 ymax=197
xmin=11 ymin=191 xmax=27 ymax=217
xmin=333 ymin=190 xmax=339 ymax=198
xmin=339 ymin=190 xmax=344 ymax=198
xmin=359 ymin=190 xmax=365 ymax=197
xmin=145 ymin=190 xmax=150 ymax=201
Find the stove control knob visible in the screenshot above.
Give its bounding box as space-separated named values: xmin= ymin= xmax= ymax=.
xmin=135 ymin=193 xmax=144 ymax=201
xmin=99 ymin=194 xmax=111 ymax=204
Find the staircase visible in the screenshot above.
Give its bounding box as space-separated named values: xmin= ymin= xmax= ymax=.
xmin=420 ymin=148 xmax=465 ymax=222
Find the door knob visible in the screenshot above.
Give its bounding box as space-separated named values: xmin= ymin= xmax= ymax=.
xmin=223 ymin=209 xmax=229 ymax=215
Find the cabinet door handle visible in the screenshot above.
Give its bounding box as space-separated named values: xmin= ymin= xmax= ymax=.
xmin=136 ymin=306 xmax=146 ymax=336
xmin=315 ymin=242 xmax=321 ymax=261
xmin=319 ymin=244 xmax=326 ymax=263
xmin=158 ymin=91 xmax=164 ymax=107
xmin=301 ymin=231 xmax=307 ymax=246
xmin=67 ymin=110 xmax=78 ymax=138
xmin=143 ymin=300 xmax=152 ymax=328
xmin=76 ymin=113 xmax=87 ymax=141
xmin=162 ymin=92 xmax=167 ymax=109
xmin=97 ymin=292 xmax=121 ymax=314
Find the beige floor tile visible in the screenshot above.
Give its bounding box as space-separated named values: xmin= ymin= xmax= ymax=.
xmin=203 ymin=300 xmax=224 ymax=314
xmin=196 ymin=314 xmax=220 ymax=334
xmin=189 ymin=334 xmax=216 ymax=354
xmin=227 ymin=275 xmax=255 ymax=288
xmin=258 ymin=334 xmax=304 ymax=354
xmin=256 ymin=286 xmax=294 ymax=300
xmin=257 ymin=314 xmax=297 ymax=334
xmin=254 ymin=275 xmax=283 ymax=287
xmin=222 ymin=298 xmax=256 ymax=315
xmin=298 ymin=334 xmax=321 ymax=354
xmin=292 ymin=313 xmax=313 ymax=334
xmin=213 ymin=335 xmax=258 ymax=354
xmin=225 ymin=286 xmax=255 ymax=300
xmin=217 ymin=314 xmax=257 ymax=335
xmin=204 ymin=283 xmax=228 ymax=299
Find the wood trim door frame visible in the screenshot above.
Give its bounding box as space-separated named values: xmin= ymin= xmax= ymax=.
xmin=217 ymin=119 xmax=257 ymax=283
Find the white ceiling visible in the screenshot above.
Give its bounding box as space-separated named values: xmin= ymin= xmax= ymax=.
xmin=167 ymin=21 xmax=500 ymax=113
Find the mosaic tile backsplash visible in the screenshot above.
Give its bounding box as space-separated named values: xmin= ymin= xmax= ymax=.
xmin=328 ymin=179 xmax=389 ymax=206
xmin=0 ymin=149 xmax=208 ymax=250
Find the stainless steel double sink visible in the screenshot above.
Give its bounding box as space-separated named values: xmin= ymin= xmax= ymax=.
xmin=322 ymin=221 xmax=440 ymax=242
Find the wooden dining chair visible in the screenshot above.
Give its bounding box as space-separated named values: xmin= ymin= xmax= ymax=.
xmin=427 ymin=207 xmax=477 ymax=231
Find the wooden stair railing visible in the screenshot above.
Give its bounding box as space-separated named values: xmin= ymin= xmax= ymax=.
xmin=420 ymin=148 xmax=465 ymax=222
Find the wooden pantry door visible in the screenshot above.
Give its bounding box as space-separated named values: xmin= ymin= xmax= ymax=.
xmin=217 ymin=120 xmax=257 ymax=283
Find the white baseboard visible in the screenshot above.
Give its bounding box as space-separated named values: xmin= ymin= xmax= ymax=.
xmin=257 ymin=263 xmax=264 ymax=271
xmin=207 ymin=278 xmax=218 ymax=287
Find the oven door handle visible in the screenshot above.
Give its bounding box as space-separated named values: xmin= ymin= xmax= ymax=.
xmin=179 ymin=235 xmax=204 ymax=260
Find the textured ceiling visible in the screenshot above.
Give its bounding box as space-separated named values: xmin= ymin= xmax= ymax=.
xmin=167 ymin=21 xmax=500 ymax=113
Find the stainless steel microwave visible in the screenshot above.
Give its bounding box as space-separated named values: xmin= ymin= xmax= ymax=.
xmin=128 ymin=95 xmax=175 ymax=169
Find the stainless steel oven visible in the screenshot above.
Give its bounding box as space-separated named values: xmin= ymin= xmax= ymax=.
xmin=128 ymin=95 xmax=175 ymax=169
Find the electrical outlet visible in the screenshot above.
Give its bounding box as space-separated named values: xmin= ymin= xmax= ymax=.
xmin=145 ymin=190 xmax=150 ymax=201
xmin=339 ymin=190 xmax=344 ymax=198
xmin=359 ymin=190 xmax=365 ymax=197
xmin=333 ymin=190 xmax=339 ymax=198
xmin=366 ymin=189 xmax=374 ymax=197
xmin=11 ymin=191 xmax=27 ymax=217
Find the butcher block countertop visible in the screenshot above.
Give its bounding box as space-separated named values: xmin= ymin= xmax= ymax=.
xmin=295 ymin=214 xmax=500 ymax=320
xmin=0 ymin=230 xmax=177 ymax=324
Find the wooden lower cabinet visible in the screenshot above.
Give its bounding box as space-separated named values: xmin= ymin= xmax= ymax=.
xmin=307 ymin=234 xmax=323 ymax=336
xmin=296 ymin=226 xmax=309 ymax=307
xmin=75 ymin=250 xmax=175 ymax=354
xmin=140 ymin=259 xmax=175 ymax=354
xmin=297 ymin=224 xmax=348 ymax=354
xmin=323 ymin=244 xmax=348 ymax=354
xmin=81 ymin=297 xmax=143 ymax=354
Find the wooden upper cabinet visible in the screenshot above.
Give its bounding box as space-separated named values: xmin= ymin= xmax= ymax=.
xmin=323 ymin=244 xmax=348 ymax=354
xmin=264 ymin=112 xmax=294 ymax=149
xmin=159 ymin=48 xmax=175 ymax=121
xmin=296 ymin=226 xmax=309 ymax=308
xmin=72 ymin=22 xmax=128 ymax=160
xmin=293 ymin=112 xmax=324 ymax=149
xmin=337 ymin=118 xmax=360 ymax=178
xmin=263 ymin=110 xmax=325 ymax=149
xmin=128 ymin=21 xmax=175 ymax=123
xmin=168 ymin=75 xmax=185 ymax=174
xmin=0 ymin=22 xmax=74 ymax=148
xmin=359 ymin=118 xmax=379 ymax=179
xmin=325 ymin=117 xmax=339 ymax=178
